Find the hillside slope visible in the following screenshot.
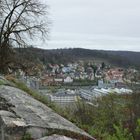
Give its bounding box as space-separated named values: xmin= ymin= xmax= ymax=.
xmin=16 ymin=47 xmax=140 ymax=69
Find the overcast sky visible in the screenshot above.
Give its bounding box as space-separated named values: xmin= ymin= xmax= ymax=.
xmin=39 ymin=0 xmax=140 ymax=51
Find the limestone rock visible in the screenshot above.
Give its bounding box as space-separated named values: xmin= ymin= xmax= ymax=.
xmin=38 ymin=134 xmax=77 ymax=140
xmin=0 ymin=85 xmax=95 ymax=140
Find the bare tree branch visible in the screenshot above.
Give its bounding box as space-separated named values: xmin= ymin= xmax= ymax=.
xmin=0 ymin=0 xmax=49 ymax=73
xmin=0 ymin=0 xmax=49 ymax=47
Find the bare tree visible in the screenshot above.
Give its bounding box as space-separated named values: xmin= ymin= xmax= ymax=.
xmin=0 ymin=0 xmax=49 ymax=73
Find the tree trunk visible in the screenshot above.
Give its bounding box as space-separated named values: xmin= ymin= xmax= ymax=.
xmin=0 ymin=43 xmax=12 ymax=74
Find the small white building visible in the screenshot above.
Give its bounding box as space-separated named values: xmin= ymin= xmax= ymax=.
xmin=54 ymin=78 xmax=63 ymax=82
xmin=64 ymin=76 xmax=73 ymax=83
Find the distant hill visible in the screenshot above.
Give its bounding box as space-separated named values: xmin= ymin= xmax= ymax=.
xmin=15 ymin=47 xmax=140 ymax=69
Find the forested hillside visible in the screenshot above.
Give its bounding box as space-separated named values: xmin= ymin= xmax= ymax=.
xmin=16 ymin=47 xmax=140 ymax=69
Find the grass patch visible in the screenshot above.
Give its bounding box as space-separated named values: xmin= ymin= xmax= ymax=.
xmin=0 ymin=80 xmax=5 ymax=85
xmin=0 ymin=77 xmax=12 ymax=85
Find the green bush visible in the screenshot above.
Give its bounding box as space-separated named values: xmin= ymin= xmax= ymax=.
xmin=21 ymin=133 xmax=32 ymax=140
xmin=106 ymin=123 xmax=134 ymax=140
xmin=135 ymin=119 xmax=140 ymax=139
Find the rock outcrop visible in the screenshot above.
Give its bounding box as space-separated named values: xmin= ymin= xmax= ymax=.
xmin=37 ymin=134 xmax=76 ymax=140
xmin=0 ymin=85 xmax=95 ymax=140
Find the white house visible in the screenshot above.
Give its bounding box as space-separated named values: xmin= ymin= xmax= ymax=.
xmin=64 ymin=76 xmax=73 ymax=83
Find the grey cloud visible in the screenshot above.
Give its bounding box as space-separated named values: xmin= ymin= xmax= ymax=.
xmin=42 ymin=0 xmax=140 ymax=51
